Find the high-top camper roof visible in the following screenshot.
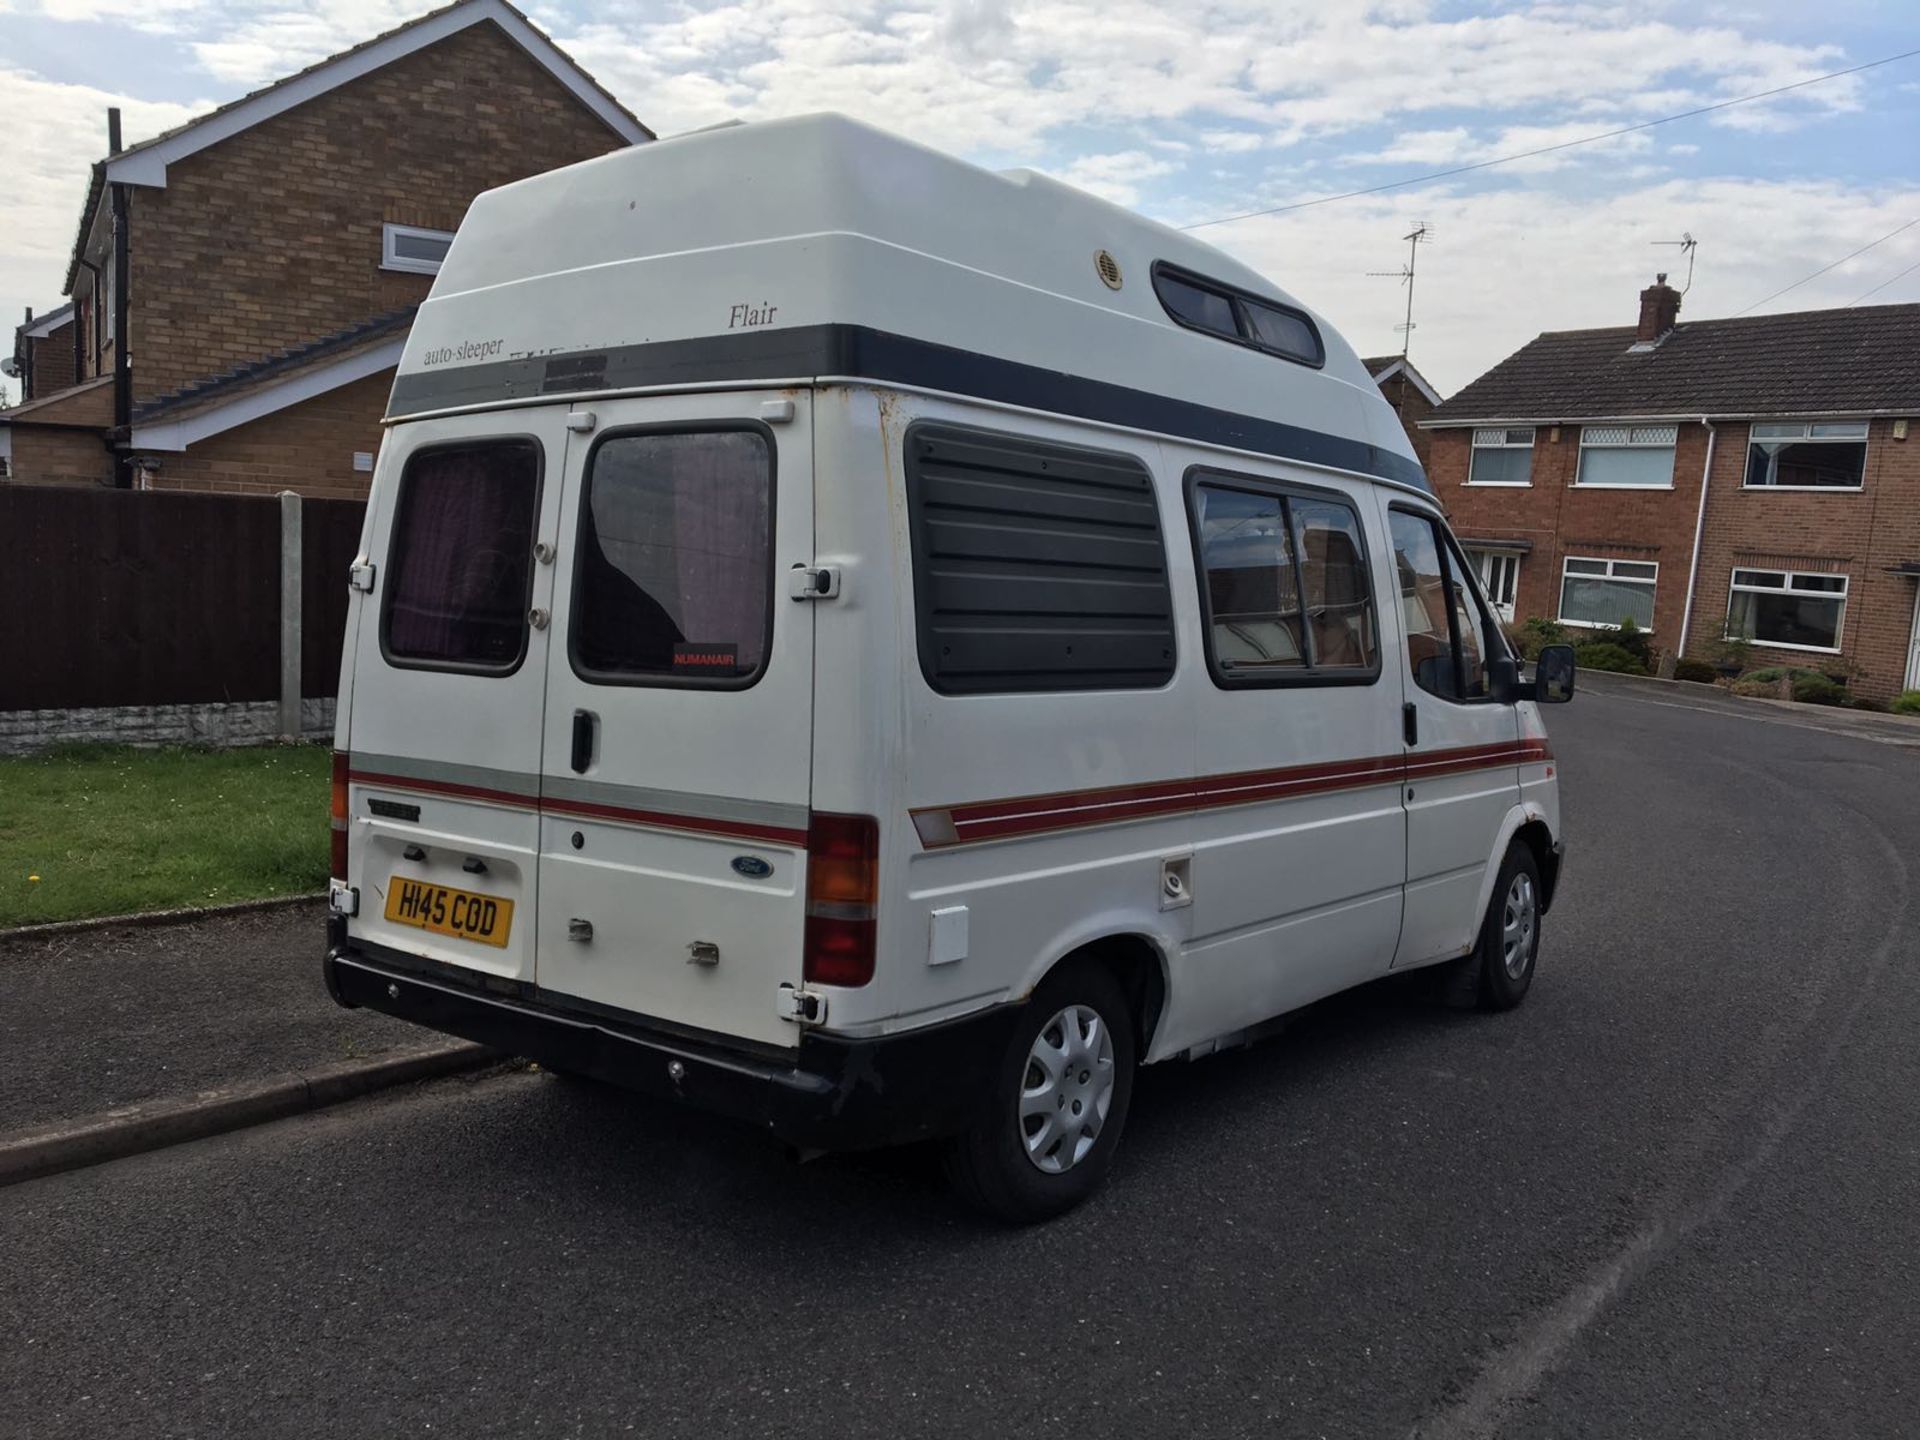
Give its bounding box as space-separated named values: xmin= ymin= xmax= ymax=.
xmin=390 ymin=114 xmax=1426 ymax=491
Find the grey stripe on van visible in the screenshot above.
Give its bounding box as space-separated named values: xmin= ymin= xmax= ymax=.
xmin=352 ymin=753 xmax=539 ymax=801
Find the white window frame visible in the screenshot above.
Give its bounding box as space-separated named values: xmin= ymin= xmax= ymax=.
xmin=1724 ymin=567 xmax=1848 ymax=654
xmin=1742 ymin=421 xmax=1869 ymax=492
xmin=1574 ymin=424 xmax=1677 ymax=490
xmin=1558 ymin=555 xmax=1658 ymax=631
xmin=1466 ymin=427 xmax=1536 ymax=487
xmin=1466 ymin=548 xmax=1522 ymax=621
xmin=381 ymin=223 xmax=455 ymax=276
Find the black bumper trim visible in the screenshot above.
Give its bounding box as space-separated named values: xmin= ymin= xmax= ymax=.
xmin=322 ymin=945 xmax=1021 ymax=1151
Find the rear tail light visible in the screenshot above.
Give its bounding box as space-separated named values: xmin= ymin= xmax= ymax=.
xmin=803 ymin=812 xmax=878 ymax=987
xmin=331 ymin=751 xmax=350 ymax=881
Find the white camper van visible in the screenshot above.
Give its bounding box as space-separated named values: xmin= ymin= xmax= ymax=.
xmin=324 ymin=115 xmax=1573 ymax=1221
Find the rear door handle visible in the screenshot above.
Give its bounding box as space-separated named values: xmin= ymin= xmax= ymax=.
xmin=571 ymin=709 xmax=597 ymax=773
xmin=1403 ymin=703 xmax=1418 ymax=747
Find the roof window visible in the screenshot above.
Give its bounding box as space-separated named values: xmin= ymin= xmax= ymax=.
xmin=1151 ymin=262 xmax=1324 ymax=369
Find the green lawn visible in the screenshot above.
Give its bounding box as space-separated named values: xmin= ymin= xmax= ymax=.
xmin=0 ymin=744 xmax=330 ymax=927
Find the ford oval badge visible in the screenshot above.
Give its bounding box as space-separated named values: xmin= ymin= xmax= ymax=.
xmin=731 ymin=855 xmax=773 ymax=879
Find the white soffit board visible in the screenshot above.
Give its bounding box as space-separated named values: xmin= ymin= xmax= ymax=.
xmin=131 ymin=338 xmax=405 ymax=452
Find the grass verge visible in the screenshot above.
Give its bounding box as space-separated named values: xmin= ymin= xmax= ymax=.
xmin=0 ymin=744 xmax=328 ymax=928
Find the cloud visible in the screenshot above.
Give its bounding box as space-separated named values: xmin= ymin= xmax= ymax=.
xmin=1057 ymin=149 xmax=1177 ymax=206
xmin=0 ymin=68 xmax=206 ymax=328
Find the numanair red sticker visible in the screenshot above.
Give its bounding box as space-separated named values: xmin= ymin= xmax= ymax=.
xmin=672 ymin=642 xmax=739 ymax=675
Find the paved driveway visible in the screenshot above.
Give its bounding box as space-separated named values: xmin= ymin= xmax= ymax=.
xmin=4 ymin=688 xmax=1917 ymax=1438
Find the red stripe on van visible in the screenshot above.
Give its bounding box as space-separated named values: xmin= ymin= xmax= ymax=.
xmin=913 ymin=739 xmax=1552 ymax=850
xmin=349 ymin=770 xmax=537 ymax=809
xmin=540 ymin=796 xmax=808 ymax=849
xmin=350 ymin=770 xmax=807 ymax=849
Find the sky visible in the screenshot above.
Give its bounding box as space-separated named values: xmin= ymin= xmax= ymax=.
xmin=2 ymin=0 xmax=1918 ymax=399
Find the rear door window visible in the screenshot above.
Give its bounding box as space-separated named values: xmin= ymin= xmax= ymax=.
xmin=570 ymin=428 xmax=774 ymax=687
xmin=382 ymin=439 xmax=541 ymax=672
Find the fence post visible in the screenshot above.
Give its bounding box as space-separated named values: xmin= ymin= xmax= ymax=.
xmin=279 ymin=490 xmax=303 ymax=739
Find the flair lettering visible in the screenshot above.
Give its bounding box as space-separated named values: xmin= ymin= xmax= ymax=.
xmin=727 ymin=301 xmax=778 ymax=329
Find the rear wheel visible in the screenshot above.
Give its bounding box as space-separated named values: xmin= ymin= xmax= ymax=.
xmin=945 ymin=960 xmax=1136 ymax=1224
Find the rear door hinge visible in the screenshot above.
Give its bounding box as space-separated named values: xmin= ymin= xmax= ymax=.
xmin=775 ymin=983 xmax=828 ymax=1025
xmin=787 ymin=565 xmax=841 ymax=601
xmin=349 ymin=561 xmax=377 ymax=593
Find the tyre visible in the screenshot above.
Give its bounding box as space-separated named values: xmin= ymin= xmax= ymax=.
xmin=944 ymin=959 xmax=1137 ymax=1224
xmin=1459 ymin=842 xmax=1543 ymax=1011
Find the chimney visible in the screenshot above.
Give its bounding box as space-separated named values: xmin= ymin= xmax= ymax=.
xmin=1636 ymin=272 xmax=1681 ymax=344
xmin=108 ymin=107 xmax=122 ymax=155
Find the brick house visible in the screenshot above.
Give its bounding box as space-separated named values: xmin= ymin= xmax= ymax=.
xmin=1424 ymin=278 xmax=1920 ymax=699
xmin=0 ymin=0 xmax=650 ymax=497
xmin=1362 ymin=354 xmax=1443 ymax=470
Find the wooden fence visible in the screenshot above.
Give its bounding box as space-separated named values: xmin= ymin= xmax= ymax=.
xmin=1 ymin=485 xmax=365 ymax=713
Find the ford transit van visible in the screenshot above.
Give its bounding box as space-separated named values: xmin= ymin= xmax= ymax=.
xmin=323 ymin=115 xmax=1573 ymax=1222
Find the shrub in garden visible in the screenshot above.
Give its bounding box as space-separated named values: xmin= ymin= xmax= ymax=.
xmin=1891 ymin=691 xmax=1920 ymax=715
xmin=1729 ymin=677 xmax=1776 ymax=698
xmin=1508 ymin=616 xmax=1570 ymax=662
xmin=1672 ymin=658 xmax=1720 ymax=684
xmin=1848 ymin=695 xmax=1888 ymax=713
xmin=1572 ymin=641 xmax=1646 ymax=675
xmin=1791 ymin=674 xmax=1848 ymax=706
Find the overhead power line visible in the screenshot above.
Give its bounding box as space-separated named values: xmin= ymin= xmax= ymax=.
xmin=1179 ymin=45 xmax=1920 ymax=231
xmin=1735 ymin=217 xmax=1920 ymax=314
xmin=1848 ymin=256 xmax=1920 ymax=307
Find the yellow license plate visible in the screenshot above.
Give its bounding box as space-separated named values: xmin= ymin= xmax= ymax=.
xmin=384 ymin=876 xmax=513 ymax=948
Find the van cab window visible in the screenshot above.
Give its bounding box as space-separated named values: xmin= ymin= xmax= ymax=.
xmin=571 ymin=429 xmax=773 ymax=686
xmin=1191 ymin=478 xmax=1379 ymax=685
xmin=383 ymin=439 xmax=541 ymax=672
xmin=1390 ymin=509 xmax=1496 ymax=702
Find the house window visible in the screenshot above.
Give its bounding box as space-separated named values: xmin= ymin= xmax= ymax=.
xmin=1744 ymin=422 xmax=1868 ymax=490
xmin=1467 ymin=549 xmax=1521 ymax=621
xmin=1468 ymin=428 xmax=1534 ymax=486
xmin=1576 ymin=425 xmax=1676 ymax=488
xmin=1559 ymin=556 xmax=1657 ymax=629
xmin=1726 ymin=568 xmax=1847 ymax=652
xmin=382 ymin=224 xmax=455 ymax=276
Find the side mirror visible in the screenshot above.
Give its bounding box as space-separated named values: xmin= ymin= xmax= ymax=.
xmin=1533 ymin=644 xmax=1577 ymax=704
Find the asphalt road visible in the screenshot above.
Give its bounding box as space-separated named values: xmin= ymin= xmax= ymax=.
xmin=5 ymin=688 xmax=1919 ymax=1439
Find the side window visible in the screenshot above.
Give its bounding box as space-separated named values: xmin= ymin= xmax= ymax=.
xmin=1293 ymin=498 xmax=1380 ymax=671
xmin=1193 ymin=484 xmax=1305 ymax=673
xmin=1389 ymin=509 xmax=1499 ymax=703
xmin=1190 ymin=474 xmax=1380 ymax=685
xmin=904 ymin=423 xmax=1176 ymax=694
xmin=383 ymin=438 xmax=540 ymax=673
xmin=571 ymin=428 xmax=773 ymax=686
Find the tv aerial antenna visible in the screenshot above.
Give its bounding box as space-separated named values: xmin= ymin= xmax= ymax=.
xmin=1366 ymin=221 xmax=1434 ymax=415
xmin=1653 ymin=232 xmax=1698 ymax=293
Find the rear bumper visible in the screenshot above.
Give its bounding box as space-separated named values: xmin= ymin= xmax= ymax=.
xmin=322 ymin=936 xmax=1019 ymax=1151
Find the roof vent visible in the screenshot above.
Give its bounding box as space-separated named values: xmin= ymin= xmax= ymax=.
xmin=1095 ymin=250 xmax=1123 ymax=291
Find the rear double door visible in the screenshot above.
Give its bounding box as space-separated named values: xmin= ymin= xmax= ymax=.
xmin=533 ymin=391 xmax=817 ymax=1050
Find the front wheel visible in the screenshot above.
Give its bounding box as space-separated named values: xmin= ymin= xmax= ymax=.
xmin=944 ymin=960 xmax=1137 ymax=1224
xmin=1471 ymin=842 xmax=1544 ymax=1011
